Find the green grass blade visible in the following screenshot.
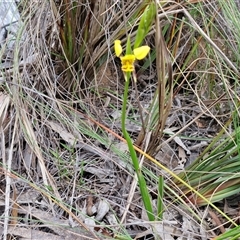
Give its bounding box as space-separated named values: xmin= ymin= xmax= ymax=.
xmin=157 ymin=175 xmax=164 ymax=221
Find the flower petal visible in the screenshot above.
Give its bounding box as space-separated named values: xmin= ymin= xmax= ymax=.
xmin=133 ymin=46 xmax=150 ymax=60
xmin=114 ymin=40 xmax=123 ymax=57
xmin=120 ymin=55 xmax=135 ymax=72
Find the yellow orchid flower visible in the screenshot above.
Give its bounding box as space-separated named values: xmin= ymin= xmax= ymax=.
xmin=114 ymin=40 xmax=150 ymax=73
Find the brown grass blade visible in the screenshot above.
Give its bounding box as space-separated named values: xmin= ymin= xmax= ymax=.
xmin=147 ymin=5 xmax=173 ymax=155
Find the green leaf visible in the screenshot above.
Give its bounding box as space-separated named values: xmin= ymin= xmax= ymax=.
xmin=134 ymin=3 xmax=156 ymax=49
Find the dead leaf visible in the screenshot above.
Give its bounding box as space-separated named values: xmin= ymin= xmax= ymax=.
xmin=22 ymin=144 xmax=35 ymax=170
xmin=105 ymin=213 xmax=118 ymax=225
xmin=178 ymin=146 xmax=187 ymax=166
xmin=84 ymin=166 xmax=111 ymax=179
xmin=48 ymin=121 xmax=77 ymax=145
xmin=164 ymin=128 xmax=191 ymax=155
xmin=195 ymin=119 xmax=206 ymax=128
xmin=17 ymin=206 xmax=97 ymax=240
xmin=87 ymin=196 xmax=94 ymax=216
xmin=8 ymin=226 xmax=62 ymax=240
xmin=85 ymin=217 xmax=96 ymax=232
xmin=95 ymin=200 xmax=109 ymax=221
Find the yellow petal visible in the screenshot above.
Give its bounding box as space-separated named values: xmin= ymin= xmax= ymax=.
xmin=114 ymin=40 xmax=122 ymax=57
xmin=120 ymin=55 xmax=135 ymax=72
xmin=133 ymin=46 xmax=150 ymax=60
xmin=120 ymin=55 xmax=135 ymax=62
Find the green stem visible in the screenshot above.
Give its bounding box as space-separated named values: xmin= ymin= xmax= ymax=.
xmin=121 ymin=74 xmax=154 ymax=221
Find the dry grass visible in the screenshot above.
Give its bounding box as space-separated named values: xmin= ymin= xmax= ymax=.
xmin=0 ymin=0 xmax=240 ymax=239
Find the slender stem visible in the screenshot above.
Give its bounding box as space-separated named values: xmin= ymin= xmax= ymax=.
xmin=121 ymin=74 xmax=154 ymax=221
xmin=121 ymin=76 xmax=139 ymax=171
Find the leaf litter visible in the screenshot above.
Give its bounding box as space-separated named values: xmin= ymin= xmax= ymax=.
xmin=0 ymin=1 xmax=240 ymax=240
